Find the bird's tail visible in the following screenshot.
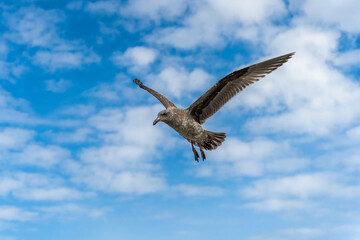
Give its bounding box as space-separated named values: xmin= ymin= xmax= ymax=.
xmin=202 ymin=131 xmax=226 ymax=150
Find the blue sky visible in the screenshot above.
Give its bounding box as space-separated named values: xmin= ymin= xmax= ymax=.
xmin=1 ymin=0 xmax=360 ymax=239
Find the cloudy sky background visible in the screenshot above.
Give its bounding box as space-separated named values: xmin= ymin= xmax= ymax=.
xmin=1 ymin=0 xmax=360 ymax=239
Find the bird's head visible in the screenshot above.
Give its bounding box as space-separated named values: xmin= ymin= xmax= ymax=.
xmin=153 ymin=109 xmax=173 ymax=125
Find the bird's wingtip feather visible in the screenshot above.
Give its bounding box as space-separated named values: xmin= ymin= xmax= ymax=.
xmin=133 ymin=78 xmax=144 ymax=87
xmin=288 ymin=52 xmax=296 ymax=57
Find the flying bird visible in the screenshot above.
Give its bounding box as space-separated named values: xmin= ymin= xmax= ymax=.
xmin=134 ymin=52 xmax=294 ymax=162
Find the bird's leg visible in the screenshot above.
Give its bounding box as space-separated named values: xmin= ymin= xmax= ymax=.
xmin=191 ymin=144 xmax=200 ymax=162
xmin=200 ymin=148 xmax=206 ymax=161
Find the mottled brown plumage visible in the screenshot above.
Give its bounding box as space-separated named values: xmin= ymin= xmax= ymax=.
xmin=134 ymin=52 xmax=295 ymax=162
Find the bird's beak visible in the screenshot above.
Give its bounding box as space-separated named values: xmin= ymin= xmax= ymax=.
xmin=153 ymin=117 xmax=160 ymax=126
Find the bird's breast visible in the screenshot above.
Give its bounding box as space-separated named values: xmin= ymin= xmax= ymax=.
xmin=165 ymin=115 xmax=204 ymax=141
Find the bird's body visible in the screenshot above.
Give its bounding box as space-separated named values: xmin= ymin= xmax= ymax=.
xmin=134 ymin=52 xmax=295 ymax=162
xmin=158 ymin=108 xmax=225 ymax=152
xmin=161 ymin=108 xmax=204 ymax=141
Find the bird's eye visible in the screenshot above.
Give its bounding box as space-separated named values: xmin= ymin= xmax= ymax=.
xmin=160 ymin=112 xmax=167 ymax=116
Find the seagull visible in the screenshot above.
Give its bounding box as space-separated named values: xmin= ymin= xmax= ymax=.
xmin=134 ymin=52 xmax=294 ymax=162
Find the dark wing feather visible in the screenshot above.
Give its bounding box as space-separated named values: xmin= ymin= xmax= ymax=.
xmin=134 ymin=79 xmax=177 ymax=109
xmin=187 ymin=52 xmax=295 ymax=124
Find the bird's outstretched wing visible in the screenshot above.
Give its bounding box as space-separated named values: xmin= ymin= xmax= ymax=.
xmin=134 ymin=78 xmax=177 ymax=109
xmin=187 ymin=52 xmax=295 ymax=124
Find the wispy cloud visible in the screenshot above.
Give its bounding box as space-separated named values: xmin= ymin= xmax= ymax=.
xmin=195 ymin=138 xmax=303 ymax=178
xmin=0 ymin=88 xmax=42 ymax=125
xmin=0 ymin=206 xmax=37 ymax=221
xmin=173 ymin=184 xmax=224 ymax=197
xmin=85 ymin=1 xmax=121 ymax=15
xmin=300 ymin=0 xmax=360 ymax=33
xmin=4 ymin=6 xmax=100 ymax=70
xmin=242 ymin=172 xmax=360 ymax=212
xmin=0 ymin=172 xmax=90 ymax=201
xmin=147 ymin=0 xmax=286 ymax=49
xmin=34 ymin=49 xmax=100 ymax=70
xmin=45 ymin=79 xmax=72 ymax=92
xmin=37 ymin=203 xmax=105 ymax=219
xmin=148 ymin=67 xmax=213 ymax=99
xmin=112 ymin=46 xmax=158 ymax=69
xmin=0 ymin=128 xmax=35 ymax=150
xmin=4 ymin=7 xmax=63 ymax=48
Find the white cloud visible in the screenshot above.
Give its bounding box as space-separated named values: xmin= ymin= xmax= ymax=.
xmin=45 ymin=79 xmax=72 ymax=93
xmin=243 ymin=173 xmax=335 ymax=199
xmin=301 ymin=0 xmax=360 ymax=33
xmin=120 ymin=0 xmax=188 ymax=21
xmin=0 ymin=86 xmax=40 ymax=125
xmin=88 ymin=108 xmax=124 ymax=130
xmin=195 ymin=138 xmax=301 ymax=178
xmin=346 ymin=125 xmax=360 ymax=140
xmin=4 ymin=7 xmax=100 ymax=70
xmin=98 ymin=22 xmax=120 ymax=35
xmin=212 ymin=138 xmax=282 ymax=176
xmin=0 ymin=172 xmax=89 ymax=201
xmin=207 ymin=0 xmax=286 ymax=24
xmin=332 ymin=49 xmax=360 ymax=68
xmin=148 ymin=67 xmax=213 ymax=99
xmin=0 ymin=39 xmax=26 ymax=81
xmin=0 ymin=234 xmax=14 ymax=240
xmin=9 ymin=144 xmax=71 ymax=168
xmin=85 ymin=0 xmax=188 ymax=21
xmin=67 ymin=1 xmax=84 ymax=10
xmin=89 ymin=107 xmax=167 ymax=146
xmin=14 ymin=187 xmax=85 ymax=201
xmin=4 ymin=7 xmax=62 ymax=48
xmin=0 ymin=42 xmax=17 ymax=81
xmin=34 ymin=49 xmax=100 ymax=70
xmin=84 ymin=0 xmax=190 ymax=23
xmin=86 ymin=82 xmax=123 ymax=102
xmin=85 ymin=1 xmax=121 ymax=15
xmin=0 ymin=61 xmax=10 ymax=81
xmin=68 ymin=163 xmax=167 ymax=194
xmin=258 ymin=225 xmax=346 ymax=240
xmin=106 ymin=171 xmax=166 ymax=194
xmin=0 ymin=206 xmax=37 ymax=221
xmin=241 ymin=172 xmax=360 ymax=212
xmin=80 ymin=145 xmax=148 ymax=169
xmin=37 ymin=204 xmax=105 ymax=219
xmin=266 ymin=26 xmax=339 ymax=57
xmin=0 ymin=177 xmax=22 ymax=196
xmin=278 ymin=227 xmax=324 ymax=238
xmin=173 ymin=184 xmax=224 ymax=197
xmin=265 ymin=158 xmax=309 ymax=173
xmin=242 ymin=172 xmax=360 ymax=211
xmin=252 ymin=226 xmax=326 ymax=240
xmin=49 ymin=128 xmax=94 ymax=144
xmin=88 ymin=105 xmax=168 ymax=148
xmin=58 ymin=104 xmax=96 ymax=117
xmin=0 ymin=128 xmax=34 ymax=150
xmin=85 ymin=74 xmax=140 ymax=102
xmin=0 ymin=41 xmax=8 ymax=58
xmin=315 ymin=147 xmax=360 ymax=173
xmin=112 ymin=46 xmax=158 ymax=70
xmin=148 ymin=0 xmax=286 ymax=49
xmin=244 ymin=198 xmax=311 ymax=212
